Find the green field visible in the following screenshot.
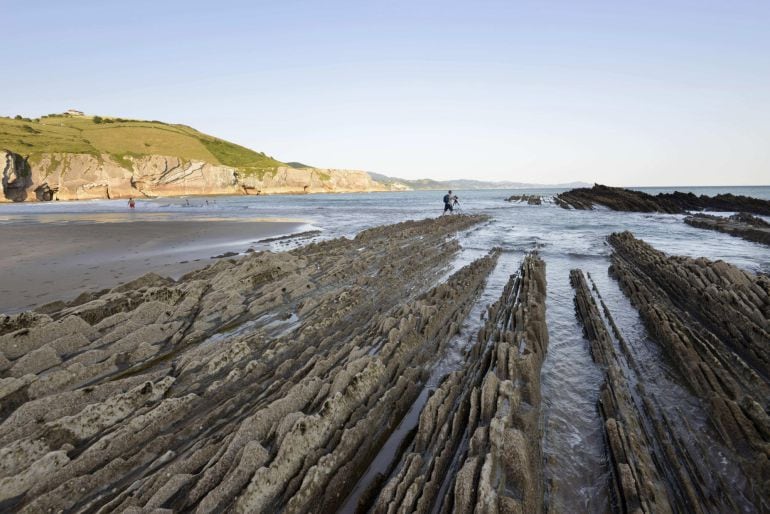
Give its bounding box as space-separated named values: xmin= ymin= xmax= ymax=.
xmin=0 ymin=113 xmax=284 ymax=177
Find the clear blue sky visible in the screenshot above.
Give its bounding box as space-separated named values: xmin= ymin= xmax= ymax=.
xmin=4 ymin=0 xmax=769 ymax=185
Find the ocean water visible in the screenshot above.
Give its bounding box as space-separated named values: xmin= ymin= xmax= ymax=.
xmin=1 ymin=186 xmax=768 ymax=511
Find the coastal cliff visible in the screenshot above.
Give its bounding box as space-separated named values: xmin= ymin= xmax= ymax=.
xmin=1 ymin=113 xmax=397 ymax=202
xmin=1 ymin=151 xmax=389 ymax=201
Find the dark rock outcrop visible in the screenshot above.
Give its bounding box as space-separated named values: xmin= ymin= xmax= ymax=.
xmin=684 ymin=212 xmax=770 ymax=246
xmin=555 ymin=184 xmax=770 ymax=215
xmin=607 ymin=232 xmax=770 ymax=509
xmin=2 ymin=152 xmax=33 ymax=202
xmin=33 ymin=183 xmax=57 ymax=201
xmin=505 ymin=194 xmax=542 ymax=205
xmin=556 ymin=184 xmax=682 ymax=212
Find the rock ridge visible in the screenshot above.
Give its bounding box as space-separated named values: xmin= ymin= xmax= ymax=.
xmin=365 ymin=253 xmax=548 ymax=514
xmin=0 ymin=215 xmax=511 ymax=511
xmin=684 ymin=212 xmax=770 ymax=246
xmin=607 ymin=231 xmax=770 ymax=509
xmin=555 ymin=184 xmax=770 ymax=215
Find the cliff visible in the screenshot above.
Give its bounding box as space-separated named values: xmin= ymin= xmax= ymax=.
xmin=1 ymin=151 xmax=389 ymax=201
xmin=0 ymin=114 xmax=393 ymax=202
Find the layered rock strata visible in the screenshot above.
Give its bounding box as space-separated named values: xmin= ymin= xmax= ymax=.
xmin=362 ymin=253 xmax=548 ymax=513
xmin=505 ymin=194 xmax=542 ymax=205
xmin=555 ymin=184 xmax=770 ymax=215
xmin=684 ymin=212 xmax=770 ymax=246
xmin=1 ymin=150 xmax=391 ymax=202
xmin=570 ymin=270 xmax=753 ymax=513
xmin=0 ymin=215 xmax=499 ymax=512
xmin=607 ymin=232 xmax=770 ymax=509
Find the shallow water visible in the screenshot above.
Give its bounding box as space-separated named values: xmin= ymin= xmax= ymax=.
xmin=2 ymin=186 xmax=769 ymax=511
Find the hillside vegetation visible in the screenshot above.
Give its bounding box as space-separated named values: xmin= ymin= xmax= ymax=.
xmin=0 ymin=113 xmax=284 ymax=177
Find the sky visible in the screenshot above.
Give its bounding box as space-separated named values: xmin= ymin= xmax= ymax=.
xmin=4 ymin=0 xmax=769 ymax=186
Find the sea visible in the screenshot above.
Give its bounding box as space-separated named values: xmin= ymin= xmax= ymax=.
xmin=1 ymin=185 xmax=768 ymax=511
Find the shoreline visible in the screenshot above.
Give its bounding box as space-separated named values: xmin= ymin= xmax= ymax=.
xmin=3 ymin=184 xmax=769 ymax=205
xmin=0 ymin=188 xmax=394 ymax=204
xmin=0 ymin=219 xmax=306 ymax=313
xmin=0 ymin=215 xmax=767 ymax=511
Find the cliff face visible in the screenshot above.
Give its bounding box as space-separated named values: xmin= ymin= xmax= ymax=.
xmin=1 ymin=151 xmax=390 ymax=202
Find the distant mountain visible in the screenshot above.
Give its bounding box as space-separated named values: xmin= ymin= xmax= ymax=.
xmin=368 ymin=173 xmax=590 ymax=191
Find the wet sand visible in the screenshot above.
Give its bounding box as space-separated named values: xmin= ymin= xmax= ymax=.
xmin=0 ymin=219 xmax=305 ymax=313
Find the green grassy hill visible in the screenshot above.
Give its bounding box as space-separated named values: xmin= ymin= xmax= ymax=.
xmin=0 ymin=113 xmax=284 ymax=177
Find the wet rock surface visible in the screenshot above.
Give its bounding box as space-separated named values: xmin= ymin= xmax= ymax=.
xmin=0 ymin=215 xmax=509 ymax=512
xmin=360 ymin=254 xmax=548 ymax=514
xmin=555 ymin=183 xmax=770 ymax=215
xmin=685 ymin=212 xmax=770 ymax=246
xmin=606 ymin=231 xmax=770 ymax=510
xmin=257 ymin=230 xmax=323 ymax=244
xmin=505 ymin=194 xmax=542 ymax=205
xmin=570 ymin=270 xmax=734 ymax=513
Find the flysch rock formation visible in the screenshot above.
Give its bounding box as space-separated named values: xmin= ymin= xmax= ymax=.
xmin=554 ymin=184 xmax=770 ymax=216
xmin=1 ymin=150 xmax=390 ymax=202
xmin=606 ymin=231 xmax=770 ymax=510
xmin=0 ymin=215 xmax=514 ymax=512
xmin=684 ymin=212 xmax=770 ymax=246
xmin=504 ymin=194 xmax=542 ymax=205
xmin=570 ymin=270 xmax=753 ymax=513
xmin=362 ymin=254 xmax=547 ymax=514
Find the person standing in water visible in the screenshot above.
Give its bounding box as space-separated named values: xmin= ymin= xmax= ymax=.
xmin=443 ymin=190 xmax=454 ymax=215
xmin=128 ymin=197 xmax=136 ymax=209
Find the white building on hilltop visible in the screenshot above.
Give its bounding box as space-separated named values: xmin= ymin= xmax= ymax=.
xmin=66 ymin=109 xmax=84 ymax=116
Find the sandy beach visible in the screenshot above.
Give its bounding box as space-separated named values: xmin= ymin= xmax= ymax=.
xmin=0 ymin=219 xmax=305 ymax=313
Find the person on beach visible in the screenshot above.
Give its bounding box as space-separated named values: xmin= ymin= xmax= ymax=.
xmin=128 ymin=197 xmax=135 ymax=209
xmin=443 ymin=190 xmax=454 ymax=214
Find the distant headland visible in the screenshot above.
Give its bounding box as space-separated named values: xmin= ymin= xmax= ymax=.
xmin=2 ymin=111 xmax=589 ymax=202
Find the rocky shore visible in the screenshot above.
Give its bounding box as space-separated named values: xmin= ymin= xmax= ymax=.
xmin=554 ymin=184 xmax=770 ymax=215
xmin=1 ymin=213 xmax=768 ymax=512
xmin=567 ymin=232 xmax=770 ymax=512
xmin=607 ymin=232 xmax=770 ymax=510
xmin=0 ymin=215 xmax=532 ymax=512
xmin=570 ymin=270 xmax=674 ymax=513
xmin=684 ymin=212 xmax=770 ymax=246
xmin=364 ymin=254 xmax=548 ymax=513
